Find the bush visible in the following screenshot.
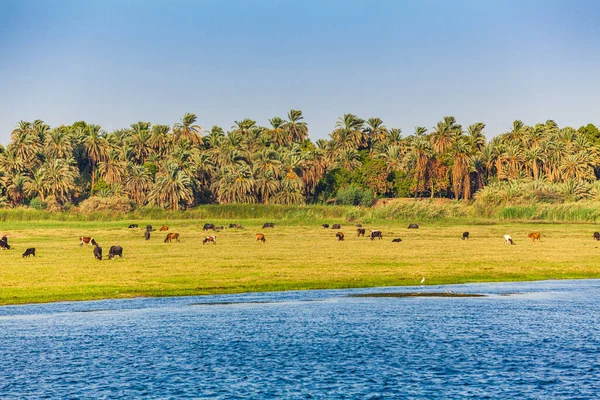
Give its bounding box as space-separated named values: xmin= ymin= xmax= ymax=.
xmin=29 ymin=197 xmax=47 ymax=210
xmin=78 ymin=196 xmax=135 ymax=214
xmin=336 ymin=185 xmax=374 ymax=206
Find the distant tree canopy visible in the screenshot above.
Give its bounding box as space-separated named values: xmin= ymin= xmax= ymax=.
xmin=0 ymin=113 xmax=598 ymax=210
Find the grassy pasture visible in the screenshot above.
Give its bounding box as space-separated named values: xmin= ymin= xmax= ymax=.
xmin=1 ymin=219 xmax=600 ymax=305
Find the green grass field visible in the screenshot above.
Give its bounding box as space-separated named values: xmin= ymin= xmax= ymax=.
xmin=1 ymin=218 xmax=600 ymax=305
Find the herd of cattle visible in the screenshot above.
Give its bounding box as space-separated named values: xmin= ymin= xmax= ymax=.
xmin=4 ymin=222 xmax=600 ymax=260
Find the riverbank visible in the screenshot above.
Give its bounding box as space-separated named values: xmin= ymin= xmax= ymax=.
xmin=1 ymin=218 xmax=600 ymax=305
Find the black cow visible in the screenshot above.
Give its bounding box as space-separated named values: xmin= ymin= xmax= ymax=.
xmin=108 ymin=246 xmax=123 ymax=259
xmin=146 ymin=225 xmax=153 ymax=232
xmin=357 ymin=228 xmax=366 ymax=237
xmin=203 ymin=223 xmax=216 ymax=231
xmin=128 ymin=224 xmax=138 ymax=228
xmin=332 ymin=224 xmax=341 ymax=229
xmin=0 ymin=240 xmax=10 ymax=250
xmin=93 ymin=245 xmax=103 ymax=261
xmin=462 ymin=232 xmax=470 ymax=240
xmin=408 ymin=223 xmax=419 ymax=229
xmin=22 ymin=248 xmax=35 ymax=258
xmin=1 ymin=236 xmax=7 ymax=243
xmin=594 ymin=232 xmax=600 ymax=241
xmin=322 ymin=224 xmax=329 ymax=229
xmin=262 ymin=223 xmax=275 ymax=228
xmin=392 ymin=238 xmax=402 ymax=242
xmin=370 ymin=230 xmax=383 ymax=240
xmin=144 ymin=230 xmax=150 ymax=241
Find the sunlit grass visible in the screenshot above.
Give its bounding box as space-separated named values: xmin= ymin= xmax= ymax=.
xmin=1 ymin=219 xmax=600 ymax=305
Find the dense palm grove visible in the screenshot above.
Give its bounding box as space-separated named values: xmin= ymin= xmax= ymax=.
xmin=0 ymin=111 xmax=599 ymax=210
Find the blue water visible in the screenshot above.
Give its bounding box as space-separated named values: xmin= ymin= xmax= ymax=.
xmin=1 ymin=280 xmax=600 ymax=398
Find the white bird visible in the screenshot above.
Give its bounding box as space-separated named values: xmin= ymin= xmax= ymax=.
xmin=420 ymin=277 xmax=425 ymax=284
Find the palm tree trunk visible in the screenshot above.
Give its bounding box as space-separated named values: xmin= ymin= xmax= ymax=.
xmin=91 ymin=163 xmax=96 ymax=195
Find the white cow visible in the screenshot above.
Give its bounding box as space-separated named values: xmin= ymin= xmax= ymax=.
xmin=503 ymin=234 xmax=515 ymax=245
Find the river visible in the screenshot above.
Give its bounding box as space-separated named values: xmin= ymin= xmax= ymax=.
xmin=1 ymin=280 xmax=599 ymax=398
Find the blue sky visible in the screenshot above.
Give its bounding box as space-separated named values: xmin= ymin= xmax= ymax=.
xmin=0 ymin=0 xmax=599 ymax=144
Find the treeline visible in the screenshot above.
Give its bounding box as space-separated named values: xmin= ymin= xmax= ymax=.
xmin=0 ymin=112 xmax=599 ymax=211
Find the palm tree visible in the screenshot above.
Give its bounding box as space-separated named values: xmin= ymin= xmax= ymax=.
xmin=431 ymin=116 xmax=458 ymax=154
xmin=149 ymin=162 xmax=194 ymax=210
xmin=331 ymin=114 xmax=367 ymax=150
xmin=365 ymin=118 xmax=388 ymax=147
xmin=98 ymin=151 xmax=127 ymax=186
xmin=125 ymin=164 xmax=152 ymax=207
xmin=173 ymin=113 xmax=202 ymax=145
xmin=82 ymin=124 xmax=110 ymax=194
xmin=40 ymin=158 xmax=78 ymax=203
xmin=284 ymin=110 xmax=309 ymax=143
xmin=128 ymin=121 xmax=153 ymax=164
xmin=451 ymin=137 xmax=473 ymax=199
xmin=44 ymin=128 xmax=74 ymax=159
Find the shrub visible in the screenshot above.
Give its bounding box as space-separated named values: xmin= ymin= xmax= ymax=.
xmin=29 ymin=197 xmax=47 ymax=210
xmin=78 ymin=196 xmax=135 ymax=214
xmin=336 ymin=185 xmax=374 ymax=206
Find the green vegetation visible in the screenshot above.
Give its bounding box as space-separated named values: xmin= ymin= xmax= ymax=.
xmin=1 ymin=115 xmax=599 ymax=213
xmin=2 ymin=217 xmax=600 ymax=306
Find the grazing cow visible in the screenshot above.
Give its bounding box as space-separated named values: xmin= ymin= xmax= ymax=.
xmin=229 ymin=224 xmax=243 ymax=229
xmin=262 ymin=223 xmax=275 ymax=228
xmin=128 ymin=224 xmax=138 ymax=228
xmin=336 ymin=232 xmax=344 ymax=241
xmin=203 ymin=223 xmax=216 ymax=231
xmin=159 ymin=226 xmax=169 ymax=231
xmin=462 ymin=232 xmax=469 ymax=240
xmin=504 ymin=234 xmax=515 ymax=245
xmin=215 ymin=226 xmax=224 ymax=231
xmin=322 ymin=224 xmax=329 ymax=229
xmin=203 ymin=235 xmax=217 ymax=245
xmin=356 ymin=224 xmax=362 ymax=228
xmin=332 ymin=224 xmax=341 ymax=229
xmin=146 ymin=225 xmax=153 ymax=232
xmin=528 ymin=232 xmax=541 ymax=242
xmin=357 ymin=228 xmax=366 ymax=237
xmin=594 ymin=232 xmax=600 ymax=241
xmin=144 ymin=230 xmax=150 ymax=241
xmin=108 ymin=246 xmax=123 ymax=259
xmin=79 ymin=237 xmax=96 ymax=246
xmin=22 ymin=248 xmax=35 ymax=258
xmin=370 ymin=230 xmax=383 ymax=240
xmin=0 ymin=240 xmax=10 ymax=250
xmin=408 ymin=223 xmax=419 ymax=229
xmin=93 ymin=245 xmax=103 ymax=261
xmin=392 ymin=238 xmax=402 ymax=242
xmin=1 ymin=236 xmax=7 ymax=243
xmin=164 ymin=233 xmax=180 ymax=243
xmin=256 ymin=233 xmax=266 ymax=243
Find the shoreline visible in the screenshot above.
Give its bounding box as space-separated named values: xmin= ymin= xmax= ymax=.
xmin=2 ymin=277 xmax=598 ymax=308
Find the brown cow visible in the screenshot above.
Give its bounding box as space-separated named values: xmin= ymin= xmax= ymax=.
xmin=357 ymin=228 xmax=366 ymax=237
xmin=203 ymin=235 xmax=217 ymax=245
xmin=159 ymin=226 xmax=169 ymax=231
xmin=594 ymin=232 xmax=600 ymax=241
xmin=528 ymin=232 xmax=541 ymax=242
xmin=164 ymin=233 xmax=180 ymax=243
xmin=256 ymin=233 xmax=266 ymax=243
xmin=336 ymin=232 xmax=344 ymax=241
xmin=79 ymin=237 xmax=97 ymax=246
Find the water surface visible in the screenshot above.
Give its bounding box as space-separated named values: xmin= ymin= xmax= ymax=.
xmin=1 ymin=280 xmax=599 ymax=398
